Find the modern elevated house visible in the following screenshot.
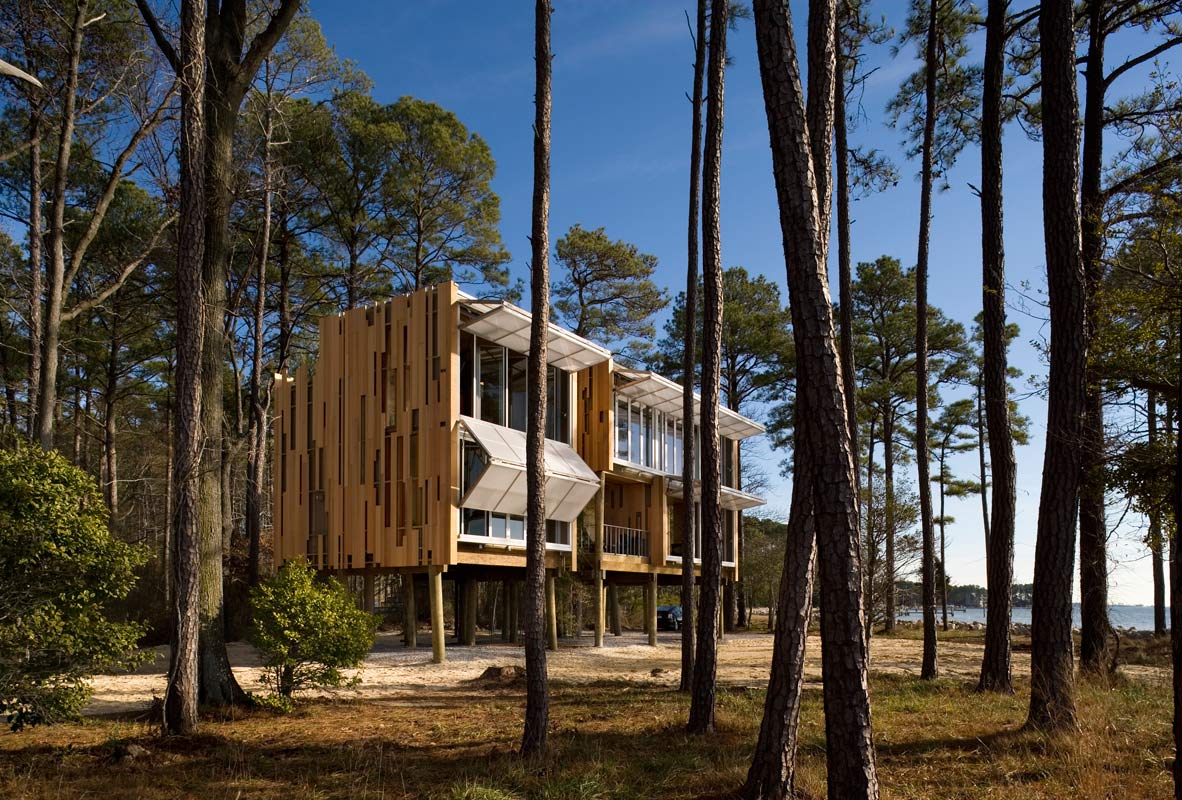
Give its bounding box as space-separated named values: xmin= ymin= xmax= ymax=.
xmin=271 ymin=281 xmax=765 ymax=661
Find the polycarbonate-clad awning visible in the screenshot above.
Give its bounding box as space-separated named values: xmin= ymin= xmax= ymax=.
xmin=457 ymin=415 xmax=601 ymax=522
xmin=461 ymin=302 xmax=611 ymax=372
xmin=614 ymin=369 xmax=767 ymax=441
xmin=666 ymin=479 xmax=768 ymax=511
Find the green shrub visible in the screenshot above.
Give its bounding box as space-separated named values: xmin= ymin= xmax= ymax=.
xmin=0 ymin=447 xmax=147 ymax=730
xmin=249 ymin=560 xmax=378 ymax=699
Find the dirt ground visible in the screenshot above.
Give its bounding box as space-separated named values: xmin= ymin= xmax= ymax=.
xmin=84 ymin=629 xmax=1168 ymax=715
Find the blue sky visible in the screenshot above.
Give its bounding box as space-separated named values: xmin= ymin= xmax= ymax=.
xmin=314 ymin=0 xmax=1169 ymax=604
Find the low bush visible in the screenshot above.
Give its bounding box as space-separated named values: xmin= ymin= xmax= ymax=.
xmin=0 ymin=447 xmax=147 ymax=730
xmin=249 ymin=560 xmax=378 ymax=701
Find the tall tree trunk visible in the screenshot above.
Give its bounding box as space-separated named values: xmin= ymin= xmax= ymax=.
xmin=940 ymin=467 xmax=947 ymax=631
xmin=165 ymin=0 xmax=207 ymax=736
xmin=884 ymin=413 xmax=896 ymax=632
xmin=1078 ymin=0 xmax=1111 ymax=677
xmin=681 ymin=0 xmax=707 ymax=693
xmin=977 ymin=0 xmax=1016 ymax=693
xmin=977 ymin=378 xmax=991 ymax=542
xmin=753 ymin=0 xmax=879 ymax=797
xmin=1027 ymin=0 xmax=1085 ymax=732
xmin=37 ymin=0 xmax=86 ymax=450
xmin=1170 ymin=336 xmax=1181 ymax=800
xmin=865 ymin=420 xmax=877 ymax=646
xmin=27 ymin=108 xmax=42 ymax=438
xmin=103 ymin=324 xmax=119 ymax=518
xmin=197 ymin=99 xmax=245 ymax=706
xmin=520 ymin=0 xmax=552 ymax=760
xmin=914 ymin=0 xmax=939 ymax=682
xmin=1150 ymin=391 xmax=1166 ymax=637
xmin=741 ymin=446 xmax=815 ymax=800
xmin=834 ymin=2 xmax=858 ymax=492
xmin=688 ymin=0 xmax=729 ymax=736
xmin=246 ymin=113 xmax=274 ymax=587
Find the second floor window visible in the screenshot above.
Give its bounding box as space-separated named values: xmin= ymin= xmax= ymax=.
xmin=460 ymin=332 xmax=571 ymax=443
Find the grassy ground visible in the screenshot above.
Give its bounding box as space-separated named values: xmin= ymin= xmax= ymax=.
xmin=0 ymin=664 xmax=1172 ymax=799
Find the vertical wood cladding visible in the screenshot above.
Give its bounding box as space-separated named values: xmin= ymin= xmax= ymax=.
xmin=273 ymin=283 xmax=459 ymax=571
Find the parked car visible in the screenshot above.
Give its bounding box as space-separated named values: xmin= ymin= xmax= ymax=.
xmin=657 ymin=605 xmax=683 ymax=631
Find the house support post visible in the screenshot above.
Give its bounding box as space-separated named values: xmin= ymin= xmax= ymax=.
xmin=363 ymin=572 xmax=376 ymax=613
xmin=501 ymin=579 xmax=511 ymax=641
xmin=546 ymin=573 xmax=559 ymax=651
xmin=462 ymin=580 xmax=478 ymax=645
xmin=647 ymin=573 xmax=658 ymax=647
xmin=594 ymin=569 xmax=605 ymax=647
xmin=429 ymin=566 xmax=445 ymax=664
xmin=404 ymin=573 xmax=417 ymax=648
xmin=608 ymin=583 xmax=621 ymax=635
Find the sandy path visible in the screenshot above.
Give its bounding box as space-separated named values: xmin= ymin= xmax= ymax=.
xmin=85 ymin=630 xmax=1163 ymax=716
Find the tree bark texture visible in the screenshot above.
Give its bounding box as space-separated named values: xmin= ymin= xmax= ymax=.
xmin=978 ymin=0 xmax=1015 ymax=689
xmin=165 ymin=0 xmax=207 ymax=737
xmin=914 ymin=0 xmax=940 ymax=681
xmin=1078 ymin=0 xmax=1111 ymax=676
xmin=834 ymin=9 xmax=858 ymax=490
xmin=688 ymin=0 xmax=728 ymax=736
xmin=741 ymin=440 xmax=816 ymax=800
xmin=753 ymin=0 xmax=879 ymax=796
xmin=520 ymin=0 xmax=552 ymax=760
xmin=681 ymin=0 xmax=707 ymax=693
xmin=1149 ymin=391 xmax=1166 ymax=637
xmin=1028 ymin=0 xmax=1085 ymax=732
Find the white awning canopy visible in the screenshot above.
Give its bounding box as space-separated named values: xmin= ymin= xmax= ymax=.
xmin=666 ymin=479 xmax=768 ymax=511
xmin=461 ymin=302 xmax=611 ymax=372
xmin=614 ymin=369 xmax=766 ymax=441
xmin=457 ymin=415 xmax=600 ymax=522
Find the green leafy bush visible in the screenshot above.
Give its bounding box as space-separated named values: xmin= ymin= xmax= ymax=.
xmin=249 ymin=560 xmax=378 ymax=700
xmin=0 ymin=447 xmax=147 ymax=730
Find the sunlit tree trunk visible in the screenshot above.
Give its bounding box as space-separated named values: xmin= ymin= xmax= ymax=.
xmin=164 ymin=0 xmax=207 ymax=737
xmin=752 ymin=0 xmax=879 ymax=796
xmin=681 ymin=0 xmax=707 ymax=693
xmin=520 ymin=0 xmax=552 ymax=760
xmin=1028 ymin=0 xmax=1085 ymax=732
xmin=977 ymin=0 xmax=1016 ymax=693
xmin=688 ymin=0 xmax=729 ymax=736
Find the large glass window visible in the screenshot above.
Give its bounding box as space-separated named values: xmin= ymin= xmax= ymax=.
xmin=546 ymin=520 xmax=570 ymax=546
xmin=616 ymin=400 xmax=629 ymax=459
xmin=508 ymin=351 xmax=528 ymax=432
xmin=722 ymin=436 xmax=736 ymax=488
xmin=479 ymin=343 xmax=505 ymax=425
xmin=461 ymin=439 xmax=486 ymax=496
xmin=458 ymin=508 xmax=570 ymax=549
xmin=546 ymin=366 xmax=570 ymax=442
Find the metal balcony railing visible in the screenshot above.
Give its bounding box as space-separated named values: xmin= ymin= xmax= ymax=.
xmin=603 ymin=524 xmax=649 ymax=558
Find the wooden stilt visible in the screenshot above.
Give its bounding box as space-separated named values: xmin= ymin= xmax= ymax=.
xmin=501 ymin=579 xmax=511 ymax=641
xmin=593 ymin=570 xmax=605 ymax=647
xmin=462 ymin=580 xmax=478 ymax=645
xmin=647 ymin=573 xmax=658 ymax=647
xmin=429 ymin=566 xmax=445 ymax=664
xmin=608 ymin=584 xmax=621 ymax=635
xmin=510 ymin=581 xmax=522 ymax=645
xmin=546 ymin=574 xmax=558 ymax=651
xmin=363 ymin=572 xmax=376 ymax=613
xmin=404 ymin=573 xmax=417 ymax=649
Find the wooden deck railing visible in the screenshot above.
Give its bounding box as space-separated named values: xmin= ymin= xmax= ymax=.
xmin=603 ymin=524 xmax=649 ymax=558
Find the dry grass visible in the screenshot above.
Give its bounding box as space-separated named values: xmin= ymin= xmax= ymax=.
xmin=0 ymin=650 xmax=1173 ymax=798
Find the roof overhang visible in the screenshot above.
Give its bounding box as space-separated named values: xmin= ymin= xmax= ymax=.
xmin=614 ymin=369 xmax=766 ymax=441
xmin=666 ymin=479 xmax=767 ymax=511
xmin=460 ymin=302 xmax=611 ymax=372
xmin=457 ymin=415 xmax=600 ymax=522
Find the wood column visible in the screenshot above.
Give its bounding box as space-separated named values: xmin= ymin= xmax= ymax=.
xmin=363 ymin=572 xmax=375 ymax=613
xmin=404 ymin=573 xmax=417 ymax=649
xmin=462 ymin=580 xmax=478 ymax=646
xmin=501 ymin=579 xmax=511 ymax=641
xmin=546 ymin=574 xmax=559 ymax=651
xmin=510 ymin=581 xmax=522 ymax=645
xmin=593 ymin=570 xmax=605 ymax=647
xmin=429 ymin=566 xmax=445 ymax=664
xmin=647 ymin=573 xmax=658 ymax=647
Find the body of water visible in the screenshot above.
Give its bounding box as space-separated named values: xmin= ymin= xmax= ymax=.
xmin=894 ymin=604 xmax=1166 ymax=631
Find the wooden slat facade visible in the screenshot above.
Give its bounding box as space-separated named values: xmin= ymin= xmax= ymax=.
xmin=273 ymin=281 xmax=749 ymax=582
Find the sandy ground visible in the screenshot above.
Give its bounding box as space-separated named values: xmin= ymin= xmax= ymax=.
xmin=85 ymin=630 xmax=1166 ymax=716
